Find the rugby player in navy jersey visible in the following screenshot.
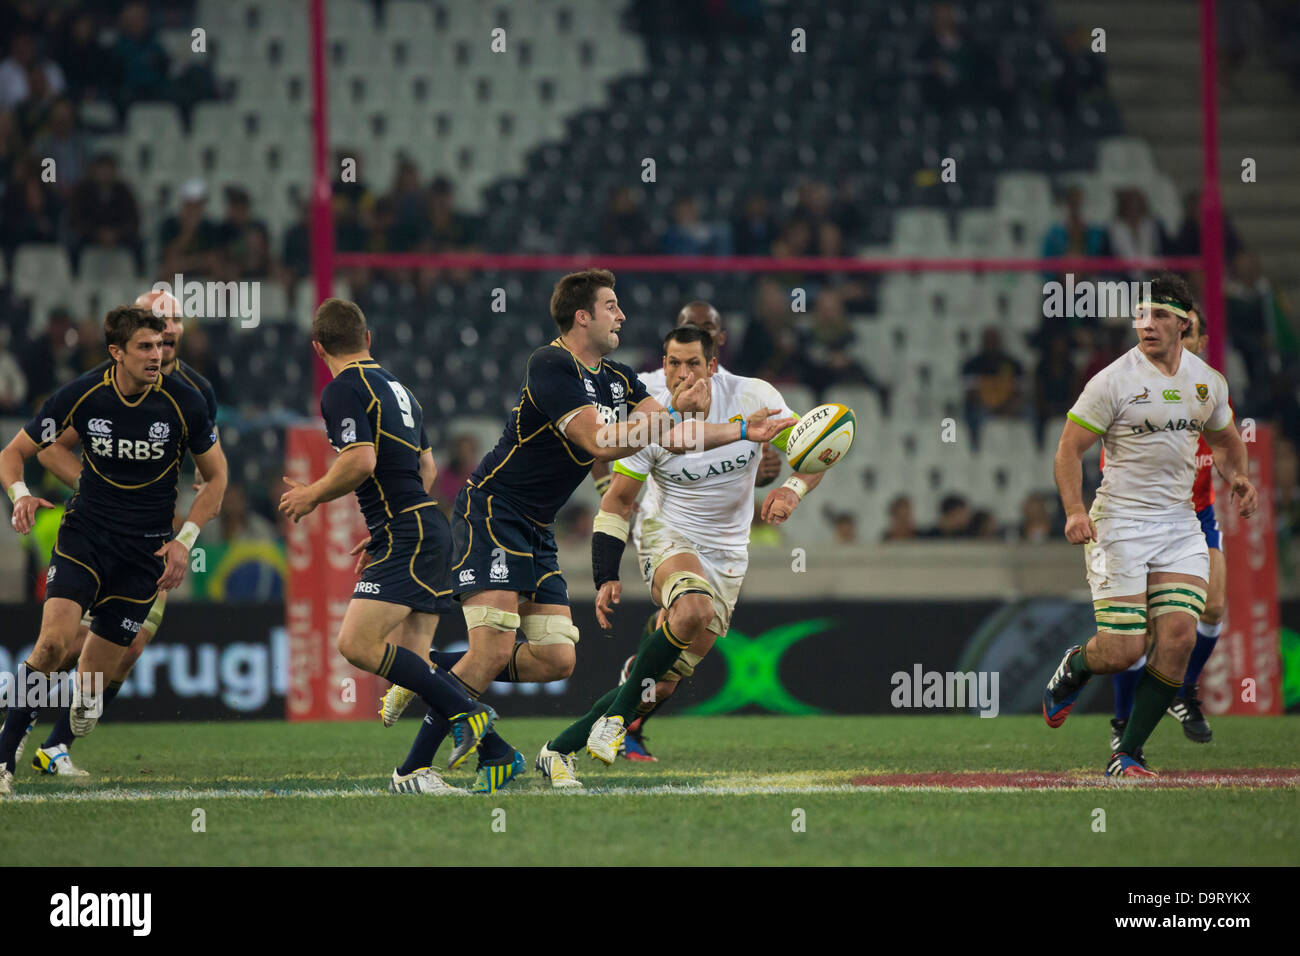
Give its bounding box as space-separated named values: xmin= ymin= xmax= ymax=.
xmin=412 ymin=269 xmax=793 ymax=792
xmin=0 ymin=305 xmax=228 ymax=796
xmin=278 ymin=298 xmax=511 ymax=795
xmin=22 ymin=290 xmax=219 ymax=778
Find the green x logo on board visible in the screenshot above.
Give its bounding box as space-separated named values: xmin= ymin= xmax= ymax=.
xmin=685 ymin=618 xmax=834 ymax=715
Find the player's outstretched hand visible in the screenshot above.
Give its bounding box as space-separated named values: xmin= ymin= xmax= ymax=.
xmin=279 ymin=476 xmax=317 ymax=523
xmin=761 ymin=486 xmax=799 ymax=524
xmin=1231 ymin=474 xmax=1259 ymax=518
xmin=10 ymin=495 xmax=54 ymax=535
xmin=155 ymin=538 xmax=189 ymax=590
xmin=350 ymin=534 xmax=372 ymax=574
xmin=595 ymin=580 xmax=621 ymax=631
xmin=746 ymin=408 xmax=798 ymax=443
xmin=673 ymin=371 xmax=710 ymax=413
xmin=1064 ymin=511 xmax=1097 ymax=544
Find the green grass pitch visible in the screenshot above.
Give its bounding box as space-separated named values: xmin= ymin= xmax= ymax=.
xmin=4 ymin=715 xmax=1296 ymax=866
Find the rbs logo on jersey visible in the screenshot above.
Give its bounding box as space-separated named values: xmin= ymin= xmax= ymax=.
xmin=92 ymin=438 xmax=169 ymax=460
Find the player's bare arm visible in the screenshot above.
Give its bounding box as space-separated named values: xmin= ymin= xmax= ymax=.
xmin=36 ymin=426 xmax=83 ymax=490
xmin=592 ymin=470 xmax=643 ymax=629
xmin=762 ymin=469 xmax=824 ymax=524
xmin=563 ymin=398 xmax=794 ymax=462
xmin=1 ymin=430 xmax=56 ymax=534
xmin=755 ymin=442 xmax=782 ymax=487
xmin=1054 ymin=419 xmax=1101 ymax=544
xmin=419 ymin=448 xmax=437 ymax=493
xmin=157 ymin=441 xmax=228 ymax=590
xmin=279 ymin=444 xmax=377 ymax=523
xmin=1202 ymin=421 xmax=1257 ymax=518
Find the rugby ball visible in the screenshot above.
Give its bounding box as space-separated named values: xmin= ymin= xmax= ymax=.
xmin=784 ymin=403 xmax=856 ymax=474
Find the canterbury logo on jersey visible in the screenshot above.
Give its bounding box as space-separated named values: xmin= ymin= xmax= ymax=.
xmin=89 ymin=437 xmax=169 ymax=460
xmin=1129 ymin=418 xmax=1205 ymax=435
xmin=1161 ymin=389 xmax=1181 ymax=402
xmin=87 ymin=418 xmax=113 ymax=436
xmin=664 ymin=449 xmax=757 ymax=483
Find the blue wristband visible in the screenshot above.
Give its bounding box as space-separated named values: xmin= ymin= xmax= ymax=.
xmin=668 ymin=405 xmax=682 ymax=424
xmin=740 ymin=419 xmax=748 ymax=440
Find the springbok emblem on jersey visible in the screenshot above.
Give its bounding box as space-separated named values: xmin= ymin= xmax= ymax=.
xmin=1196 ymin=384 xmax=1208 ymax=403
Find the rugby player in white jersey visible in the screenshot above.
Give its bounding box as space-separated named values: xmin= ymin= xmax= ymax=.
xmin=1044 ymin=274 xmax=1257 ymax=777
xmin=537 ymin=326 xmax=822 ymax=785
xmin=590 ymin=300 xmax=780 ymax=759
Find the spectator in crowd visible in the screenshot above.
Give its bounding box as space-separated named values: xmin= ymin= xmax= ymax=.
xmin=1033 ymin=334 xmax=1075 ymax=446
xmin=916 ymin=2 xmax=1007 ymax=114
xmin=0 ymin=107 xmax=19 ymax=186
xmin=333 ymin=147 xmax=374 ymax=218
xmin=660 ymin=194 xmax=729 ymax=256
xmin=1108 ymin=187 xmax=1167 ymax=278
xmin=112 ymin=2 xmax=170 ymax=109
xmin=801 ymin=287 xmax=890 ymax=410
xmin=423 ymin=175 xmax=475 ymax=249
xmin=55 ymin=12 xmax=120 ymax=109
xmin=882 ymin=494 xmax=917 ymax=542
xmin=32 ymin=97 xmax=89 ymax=197
xmin=0 ymin=327 xmax=28 ymax=414
xmin=0 ymin=31 xmax=65 ymax=112
xmin=0 ymin=156 xmax=63 ymax=264
xmin=160 ymin=177 xmax=221 ymax=277
xmin=1051 ymin=24 xmax=1108 ymax=117
xmin=599 ymin=186 xmax=654 ymax=255
xmin=732 ymin=192 xmax=775 ymax=256
xmin=962 ymin=326 xmax=1024 ymax=449
xmin=1041 ymin=184 xmax=1108 ymax=264
xmin=920 ymin=494 xmax=974 ymax=538
xmin=736 ymin=277 xmax=802 ymax=383
xmin=970 ymin=509 xmax=1001 ymax=539
xmin=387 ymin=157 xmax=427 ymax=252
xmin=825 ymin=507 xmax=858 ymax=544
xmin=281 ymin=197 xmax=311 ymax=286
xmin=216 ymin=484 xmax=278 ymax=544
xmin=21 ymin=307 xmax=79 ymax=403
xmin=1020 ymin=492 xmax=1055 ymax=543
xmin=1166 ymin=189 xmax=1242 ymax=261
xmin=435 ymin=433 xmax=480 ymax=516
xmin=73 ymin=315 xmax=104 ymax=374
xmin=1077 ymin=324 xmax=1129 ymax=386
xmin=67 ymin=152 xmax=142 ymax=272
xmin=14 ymin=56 xmax=61 ymax=138
xmin=1225 ymin=249 xmax=1295 ymax=393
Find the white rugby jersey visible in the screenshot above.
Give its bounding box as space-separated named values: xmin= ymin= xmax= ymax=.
xmin=1068 ymin=345 xmax=1232 ymax=521
xmin=616 ymin=372 xmax=793 ymax=551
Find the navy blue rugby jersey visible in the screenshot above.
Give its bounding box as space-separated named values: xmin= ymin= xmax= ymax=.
xmin=23 ymin=364 xmax=218 ymax=536
xmin=92 ymin=357 xmax=218 ymax=424
xmin=468 ymin=339 xmax=652 ymax=523
xmin=320 ymin=360 xmax=436 ymax=532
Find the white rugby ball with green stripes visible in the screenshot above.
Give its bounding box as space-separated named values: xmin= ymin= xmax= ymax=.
xmin=784 ymin=403 xmax=856 ymax=474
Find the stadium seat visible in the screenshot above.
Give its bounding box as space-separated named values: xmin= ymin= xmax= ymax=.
xmin=78 ymin=246 xmax=139 ymax=284
xmin=890 ymin=208 xmax=953 ymax=257
xmin=1096 ymin=137 xmax=1158 ymax=185
xmin=11 ymin=244 xmax=73 ymax=301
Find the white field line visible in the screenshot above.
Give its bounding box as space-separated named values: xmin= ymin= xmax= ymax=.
xmin=6 ymin=776 xmax=1297 ymax=803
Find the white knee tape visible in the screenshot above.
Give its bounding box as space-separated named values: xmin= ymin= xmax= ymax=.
xmin=463 ymin=605 xmax=521 ymax=632
xmin=521 ymin=614 xmax=579 ymax=646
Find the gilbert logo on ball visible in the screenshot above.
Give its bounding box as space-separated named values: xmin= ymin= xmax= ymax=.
xmin=785 ymin=403 xmax=856 ymax=474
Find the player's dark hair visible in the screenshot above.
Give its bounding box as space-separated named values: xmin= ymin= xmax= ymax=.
xmin=1182 ymin=299 xmax=1203 ymax=339
xmin=663 ymin=326 xmax=717 ymax=361
xmin=1149 ymin=272 xmax=1195 ymax=331
xmin=104 ymin=305 xmax=165 ymax=351
xmin=312 ymin=298 xmax=368 ymax=355
xmin=550 ymin=268 xmax=615 ymax=333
